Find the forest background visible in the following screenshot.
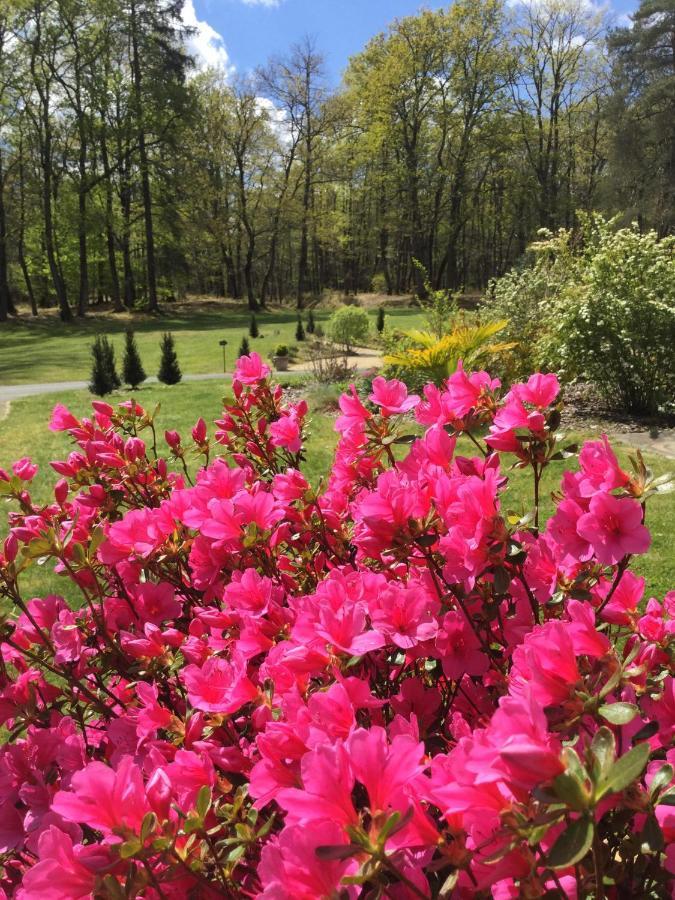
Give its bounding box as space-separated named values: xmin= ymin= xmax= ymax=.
xmin=0 ymin=0 xmax=672 ymax=324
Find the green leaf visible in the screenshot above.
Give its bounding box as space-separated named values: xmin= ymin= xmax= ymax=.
xmin=493 ymin=566 xmax=511 ymax=594
xmin=226 ymin=844 xmax=247 ymax=864
xmin=183 ymin=815 xmax=202 ymax=834
xmin=315 ymin=842 xmax=360 ymax=861
xmin=598 ymin=702 xmax=639 ymax=725
xmin=598 ymin=665 xmax=623 ymax=699
xmin=590 ymin=727 xmax=616 ymax=784
xmin=378 ymin=806 xmax=413 ymax=845
xmin=196 ymin=785 xmax=212 ymax=820
xmin=140 ymin=811 xmax=157 ymax=843
xmin=101 ymin=875 xmax=126 ymax=900
xmin=547 ymin=817 xmax=594 ymax=869
xmin=641 ymin=814 xmax=664 ymax=852
xmin=439 ymin=870 xmax=459 ymax=896
xmin=553 ymin=773 xmax=590 ymax=812
xmin=119 ymin=837 xmax=141 ymax=859
xmin=596 ymin=742 xmax=650 ymax=800
xmin=649 ymin=764 xmax=674 ymax=802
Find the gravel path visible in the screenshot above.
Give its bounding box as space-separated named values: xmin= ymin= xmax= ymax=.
xmin=3 ymin=366 xmax=673 ymax=461
xmin=0 ymin=349 xmax=384 ymax=405
xmin=0 ymin=372 xmax=234 ymax=403
xmin=610 ymin=429 xmax=675 ymax=460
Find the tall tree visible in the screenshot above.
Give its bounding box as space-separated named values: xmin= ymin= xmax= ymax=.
xmin=259 ymin=37 xmax=328 ymax=308
xmin=608 ymin=0 xmax=675 ymax=233
xmin=0 ymin=12 xmax=17 ymax=322
xmin=15 ymin=0 xmax=72 ymax=320
xmin=510 ymin=0 xmax=607 ymax=230
xmin=123 ymin=0 xmax=192 ymax=311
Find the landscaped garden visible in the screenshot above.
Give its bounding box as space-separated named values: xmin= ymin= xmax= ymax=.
xmin=1 ymin=350 xmax=674 ymax=897
xmin=1 ymin=0 xmax=674 ymax=895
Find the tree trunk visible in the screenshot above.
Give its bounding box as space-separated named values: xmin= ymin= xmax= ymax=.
xmin=120 ymin=148 xmax=136 ymax=309
xmin=297 ymin=142 xmax=312 ymax=308
xmin=0 ymin=151 xmax=12 ymax=322
xmin=130 ymin=0 xmax=158 ymax=313
xmin=100 ymin=134 xmax=123 ymax=312
xmin=77 ymin=159 xmax=88 ymax=316
xmin=17 ymin=142 xmax=37 ymax=316
xmin=43 ymin=152 xmax=70 ymax=321
xmin=244 ymin=249 xmax=257 ymax=311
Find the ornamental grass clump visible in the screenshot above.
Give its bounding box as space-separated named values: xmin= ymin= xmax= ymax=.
xmin=0 ymin=356 xmax=673 ymax=897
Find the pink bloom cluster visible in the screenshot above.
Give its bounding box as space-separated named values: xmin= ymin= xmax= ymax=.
xmin=0 ymin=357 xmax=672 ymax=898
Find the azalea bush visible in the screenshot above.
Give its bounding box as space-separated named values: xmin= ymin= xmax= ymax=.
xmin=0 ymin=353 xmax=674 ymax=898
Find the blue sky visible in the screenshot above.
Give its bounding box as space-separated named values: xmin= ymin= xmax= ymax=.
xmin=185 ymin=0 xmax=638 ymax=85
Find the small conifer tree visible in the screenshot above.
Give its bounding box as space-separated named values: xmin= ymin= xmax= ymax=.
xmin=238 ymin=335 xmax=251 ymax=358
xmin=376 ymin=306 xmax=386 ymax=334
xmin=122 ymin=330 xmax=146 ymax=389
xmin=157 ymin=332 xmax=182 ymax=385
xmin=307 ymin=309 xmax=315 ymax=334
xmin=295 ymin=314 xmax=305 ymax=342
xmin=249 ymin=314 xmax=259 ymax=338
xmin=90 ymin=335 xmax=120 ymax=396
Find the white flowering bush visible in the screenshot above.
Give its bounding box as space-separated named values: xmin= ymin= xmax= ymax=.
xmin=488 ymin=216 xmax=675 ymax=413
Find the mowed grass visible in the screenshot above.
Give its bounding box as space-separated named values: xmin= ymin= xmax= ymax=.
xmin=0 ymin=301 xmax=426 ymax=386
xmin=0 ymin=380 xmax=337 ymax=599
xmin=1 ymin=379 xmax=673 ymax=603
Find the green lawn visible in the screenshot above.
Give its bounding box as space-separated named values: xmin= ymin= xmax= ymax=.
xmin=0 ymin=301 xmax=425 ymax=386
xmin=1 ymin=379 xmax=672 ymax=603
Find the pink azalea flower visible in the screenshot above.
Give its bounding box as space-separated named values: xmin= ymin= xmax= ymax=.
xmin=51 ymin=610 xmax=82 ymax=665
xmin=270 ymin=414 xmax=302 ymax=453
xmin=446 ymin=363 xmax=500 ymax=418
xmin=129 ymin=581 xmax=182 ymax=625
xmin=510 ymin=621 xmax=581 ymax=706
xmin=48 ymin=404 xmax=80 ymax=432
xmin=346 ymin=726 xmax=426 ymax=815
xmin=598 ymin=571 xmax=645 ymax=625
xmin=435 ymin=611 xmax=488 ymax=681
xmin=234 ymin=352 xmax=271 ymax=385
xmin=258 ymin=821 xmax=359 ymax=899
xmin=577 ymin=435 xmax=629 ymax=496
xmin=335 ymin=384 xmax=371 ymax=433
xmin=548 ymin=498 xmax=593 ymax=562
xmin=18 ymin=826 xmax=112 ymax=900
xmin=315 ymin=601 xmax=385 ymax=656
xmin=369 ymin=582 xmax=439 ymax=649
xmin=224 ymin=569 xmax=279 ymax=618
xmin=181 ymin=656 xmax=257 ymax=713
xmin=511 ymin=372 xmax=560 ymax=408
xmin=52 ymin=757 xmax=150 ymax=836
xmin=277 ymin=741 xmax=357 ymax=828
xmin=234 ymin=490 xmax=284 ymax=531
xmin=162 ymin=749 xmax=216 ymax=810
xmin=577 ymin=492 xmax=651 ymax=565
xmin=12 ymin=457 xmax=38 ymax=482
xmin=368 ymin=376 xmax=420 ymax=416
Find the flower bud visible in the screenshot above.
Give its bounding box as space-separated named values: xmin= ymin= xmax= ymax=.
xmin=191 ymin=418 xmax=207 ymax=444
xmin=165 ymin=430 xmax=181 ymax=451
xmin=54 ymin=478 xmax=69 ymax=505
xmin=4 ymin=532 xmax=18 ymax=563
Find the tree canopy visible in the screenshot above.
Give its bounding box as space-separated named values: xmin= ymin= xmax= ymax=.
xmin=0 ymin=0 xmax=671 ymax=322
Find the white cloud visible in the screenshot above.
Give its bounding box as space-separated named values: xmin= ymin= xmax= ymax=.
xmin=256 ymin=96 xmax=294 ymax=145
xmin=506 ymin=0 xmax=607 ymax=10
xmin=182 ymin=0 xmax=234 ymax=75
